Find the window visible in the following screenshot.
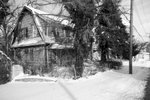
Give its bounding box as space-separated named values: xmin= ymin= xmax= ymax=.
xmin=57 ymin=28 xmax=64 ymax=37
xmin=22 ymin=28 xmax=28 ymax=39
xmin=18 ymin=28 xmax=28 ymax=42
xmin=65 ymin=30 xmax=71 ymax=37
xmin=30 ymin=48 xmax=34 ymax=61
xmin=24 ymin=48 xmax=29 ymax=54
xmin=31 ymin=25 xmax=38 ymax=37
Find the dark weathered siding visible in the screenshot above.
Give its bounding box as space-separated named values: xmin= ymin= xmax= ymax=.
xmin=20 ymin=47 xmax=45 ymax=71
xmin=19 ymin=12 xmax=39 ymax=40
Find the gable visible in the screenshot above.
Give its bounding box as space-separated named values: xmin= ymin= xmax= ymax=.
xmin=11 ymin=6 xmax=74 ymax=48
xmin=20 ymin=12 xmax=39 ymax=38
xmin=11 ymin=9 xmax=44 ymax=48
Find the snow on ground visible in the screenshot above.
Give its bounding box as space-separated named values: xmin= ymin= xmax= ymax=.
xmin=0 ymin=60 xmax=150 ymax=100
xmin=116 ymin=61 xmax=150 ymax=81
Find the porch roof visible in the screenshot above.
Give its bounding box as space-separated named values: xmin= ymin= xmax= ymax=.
xmin=11 ymin=37 xmax=55 ymax=48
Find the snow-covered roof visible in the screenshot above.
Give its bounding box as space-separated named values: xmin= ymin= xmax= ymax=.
xmin=25 ymin=6 xmax=73 ymax=27
xmin=12 ymin=37 xmax=55 ymax=48
xmin=51 ymin=43 xmax=73 ymax=49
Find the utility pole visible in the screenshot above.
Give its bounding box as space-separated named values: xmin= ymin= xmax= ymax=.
xmin=149 ymin=35 xmax=150 ymax=60
xmin=129 ymin=0 xmax=134 ymax=74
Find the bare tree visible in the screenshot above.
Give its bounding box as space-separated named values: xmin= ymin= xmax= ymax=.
xmin=0 ymin=0 xmax=23 ymax=57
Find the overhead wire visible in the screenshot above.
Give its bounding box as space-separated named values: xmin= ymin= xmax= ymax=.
xmin=119 ymin=8 xmax=145 ymax=42
xmin=134 ymin=3 xmax=147 ymax=34
xmin=133 ymin=26 xmax=145 ymax=42
xmin=140 ymin=0 xmax=150 ymax=42
xmin=140 ymin=0 xmax=150 ymax=30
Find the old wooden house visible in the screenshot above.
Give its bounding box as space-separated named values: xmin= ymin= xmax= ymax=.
xmin=11 ymin=6 xmax=75 ymax=74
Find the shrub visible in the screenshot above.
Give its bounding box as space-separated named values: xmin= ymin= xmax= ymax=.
xmin=49 ymin=66 xmax=74 ymax=79
xmin=82 ymin=60 xmax=98 ymax=76
xmin=94 ymin=59 xmax=123 ymax=71
xmin=99 ymin=60 xmax=123 ymax=70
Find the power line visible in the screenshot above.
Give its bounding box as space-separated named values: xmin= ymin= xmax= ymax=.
xmin=119 ymin=8 xmax=145 ymax=42
xmin=139 ymin=0 xmax=150 ymax=43
xmin=133 ymin=26 xmax=145 ymax=42
xmin=134 ymin=3 xmax=147 ymax=34
xmin=140 ymin=0 xmax=150 ymax=31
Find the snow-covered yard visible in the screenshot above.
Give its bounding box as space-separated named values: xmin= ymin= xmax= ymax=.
xmin=0 ymin=61 xmax=150 ymax=100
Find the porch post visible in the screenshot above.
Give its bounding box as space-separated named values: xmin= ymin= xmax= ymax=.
xmin=13 ymin=48 xmax=16 ymax=60
xmin=45 ymin=45 xmax=49 ymax=72
xmin=47 ymin=46 xmax=49 ymax=70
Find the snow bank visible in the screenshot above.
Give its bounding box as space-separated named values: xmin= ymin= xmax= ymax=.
xmin=11 ymin=74 xmax=57 ymax=82
xmin=0 ymin=60 xmax=149 ymax=100
xmin=0 ymin=70 xmax=147 ymax=100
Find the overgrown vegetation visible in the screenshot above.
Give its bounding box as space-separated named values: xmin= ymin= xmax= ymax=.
xmin=0 ymin=0 xmax=12 ymax=84
xmin=0 ymin=51 xmax=12 ymax=84
xmin=122 ymin=41 xmax=146 ymax=60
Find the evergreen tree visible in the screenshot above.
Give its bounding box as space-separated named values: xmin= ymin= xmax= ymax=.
xmin=122 ymin=41 xmax=146 ymax=60
xmin=54 ymin=0 xmax=141 ymax=77
xmin=63 ymin=0 xmax=95 ymax=77
xmin=95 ymin=0 xmax=129 ymax=61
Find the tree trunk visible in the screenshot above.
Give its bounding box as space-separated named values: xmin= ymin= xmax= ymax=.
xmin=101 ymin=46 xmax=107 ymax=62
xmin=3 ymin=23 xmax=8 ymax=55
xmin=74 ymin=44 xmax=84 ymax=78
xmin=74 ymin=33 xmax=84 ymax=79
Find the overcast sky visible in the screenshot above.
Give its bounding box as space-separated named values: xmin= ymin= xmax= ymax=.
xmin=9 ymin=0 xmax=150 ymax=42
xmin=121 ymin=0 xmax=150 ymax=42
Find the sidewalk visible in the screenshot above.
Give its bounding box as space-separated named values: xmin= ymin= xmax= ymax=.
xmin=144 ymin=72 xmax=150 ymax=100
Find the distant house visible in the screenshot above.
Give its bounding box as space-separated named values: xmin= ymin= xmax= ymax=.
xmin=135 ymin=49 xmax=150 ymax=62
xmin=134 ymin=42 xmax=150 ymax=61
xmin=11 ymin=6 xmax=75 ymax=73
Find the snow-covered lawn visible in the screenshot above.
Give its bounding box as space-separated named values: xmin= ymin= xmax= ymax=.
xmin=0 ymin=61 xmax=150 ymax=100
